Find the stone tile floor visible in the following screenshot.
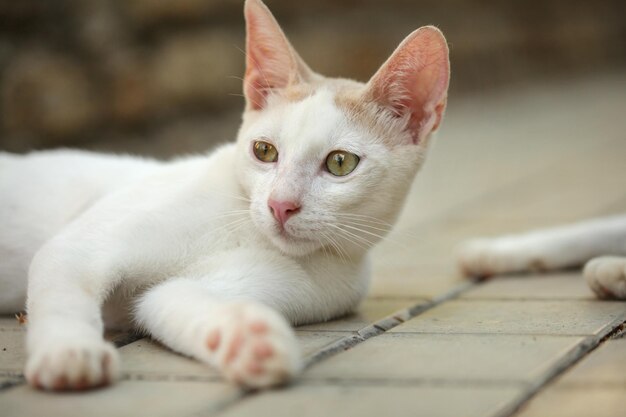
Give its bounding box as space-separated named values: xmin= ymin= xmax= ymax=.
xmin=1 ymin=72 xmax=625 ymax=416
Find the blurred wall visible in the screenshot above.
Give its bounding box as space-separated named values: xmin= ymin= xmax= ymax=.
xmin=1 ymin=0 xmax=624 ymax=156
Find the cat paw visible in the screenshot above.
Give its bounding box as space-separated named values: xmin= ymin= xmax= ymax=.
xmin=205 ymin=302 xmax=301 ymax=388
xmin=25 ymin=341 xmax=119 ymax=391
xmin=457 ymin=238 xmax=545 ymax=278
xmin=584 ymin=256 xmax=626 ymax=300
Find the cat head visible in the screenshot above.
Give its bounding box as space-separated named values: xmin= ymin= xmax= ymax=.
xmin=236 ymin=0 xmax=449 ymax=257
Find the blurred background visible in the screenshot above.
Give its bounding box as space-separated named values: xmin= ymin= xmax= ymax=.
xmin=0 ymin=0 xmax=624 ymax=157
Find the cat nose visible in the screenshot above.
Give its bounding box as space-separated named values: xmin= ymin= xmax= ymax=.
xmin=268 ymin=199 xmax=301 ymax=227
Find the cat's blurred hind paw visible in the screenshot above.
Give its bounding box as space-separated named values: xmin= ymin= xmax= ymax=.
xmin=584 ymin=256 xmax=626 ymax=300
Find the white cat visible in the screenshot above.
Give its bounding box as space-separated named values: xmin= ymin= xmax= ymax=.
xmin=458 ymin=215 xmax=626 ymax=299
xmin=0 ymin=0 xmax=450 ymax=390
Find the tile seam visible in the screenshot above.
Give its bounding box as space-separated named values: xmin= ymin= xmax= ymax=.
xmin=385 ymin=331 xmax=592 ymax=337
xmin=0 ymin=376 xmax=25 ymax=392
xmin=459 ymin=297 xmax=595 ymax=302
xmin=555 ymin=381 xmax=626 ymax=390
xmin=205 ymin=281 xmax=478 ymax=417
xmin=491 ymin=314 xmax=626 ymax=417
xmin=303 ymin=281 xmax=476 ymax=368
xmin=298 ymin=377 xmax=528 ymax=388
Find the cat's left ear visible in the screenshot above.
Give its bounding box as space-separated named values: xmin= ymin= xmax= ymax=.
xmin=366 ymin=26 xmax=450 ymax=144
xmin=243 ymin=0 xmax=313 ymax=111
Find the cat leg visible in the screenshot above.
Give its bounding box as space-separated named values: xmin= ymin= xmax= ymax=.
xmin=24 ymin=244 xmax=120 ymax=391
xmin=584 ymin=256 xmax=626 ymax=299
xmin=457 ymin=215 xmax=626 ymax=278
xmin=134 ymin=277 xmax=301 ymax=388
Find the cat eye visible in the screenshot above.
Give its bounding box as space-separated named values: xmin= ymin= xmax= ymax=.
xmin=253 ymin=140 xmax=278 ymax=163
xmin=325 ymin=150 xmax=360 ymax=177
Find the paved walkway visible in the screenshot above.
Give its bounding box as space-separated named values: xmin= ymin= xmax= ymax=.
xmin=1 ymin=72 xmax=625 ymax=416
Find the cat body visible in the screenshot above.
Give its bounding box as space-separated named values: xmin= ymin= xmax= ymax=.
xmin=0 ymin=150 xmax=162 ymax=315
xmin=0 ymin=0 xmax=450 ymax=390
xmin=458 ymin=215 xmax=626 ymax=299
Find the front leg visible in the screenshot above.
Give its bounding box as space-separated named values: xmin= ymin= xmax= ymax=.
xmin=133 ymin=249 xmax=364 ymax=388
xmin=134 ymin=278 xmax=301 ymax=388
xmin=25 ymin=243 xmax=120 ymax=390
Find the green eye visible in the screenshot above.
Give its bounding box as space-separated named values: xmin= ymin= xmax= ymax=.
xmin=253 ymin=141 xmax=278 ymax=163
xmin=325 ymin=150 xmax=360 ymax=176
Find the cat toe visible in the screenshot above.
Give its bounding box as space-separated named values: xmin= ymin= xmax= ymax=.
xmin=206 ymin=329 xmax=221 ymax=351
xmin=210 ymin=303 xmax=301 ymax=388
xmin=584 ymin=257 xmax=626 ymax=300
xmin=253 ymin=341 xmax=273 ymax=359
xmin=25 ymin=342 xmax=119 ymax=391
xmin=238 ymin=337 xmax=298 ymax=388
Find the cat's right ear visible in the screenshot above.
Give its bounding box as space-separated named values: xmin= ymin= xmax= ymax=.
xmin=243 ymin=0 xmax=312 ymax=111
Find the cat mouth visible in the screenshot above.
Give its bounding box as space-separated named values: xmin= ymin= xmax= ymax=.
xmin=256 ymin=212 xmax=317 ymax=252
xmin=270 ymin=228 xmax=320 ymax=256
xmin=274 ymin=223 xmax=313 ymax=244
xmin=276 ymin=225 xmax=298 ymax=240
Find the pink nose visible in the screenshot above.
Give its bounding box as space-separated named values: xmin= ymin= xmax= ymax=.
xmin=268 ymin=199 xmax=300 ymax=227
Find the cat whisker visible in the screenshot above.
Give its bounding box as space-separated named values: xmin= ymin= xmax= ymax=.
xmin=319 ymin=229 xmax=351 ymax=264
xmin=334 ymin=213 xmax=395 ymax=227
xmin=209 ymin=214 xmax=250 ymax=224
xmin=227 ymin=92 xmax=263 ymax=111
xmin=327 ymin=237 xmax=351 ymax=264
xmin=331 ymin=233 xmax=352 ymax=264
xmin=227 ymin=74 xmax=269 ymax=99
xmin=202 ymin=210 xmax=251 ymax=223
xmin=214 ymin=209 xmax=251 ymax=214
xmin=315 ymin=235 xmax=333 ymax=264
xmin=207 ymin=188 xmax=252 ymax=203
xmin=337 ymin=219 xmax=393 ymax=234
xmin=338 ymin=223 xmax=406 ymax=248
xmin=201 ymin=212 xmax=251 ymax=235
xmin=212 ymin=217 xmax=251 ymax=237
xmin=227 ymin=74 xmax=268 ymax=106
xmin=226 ymin=217 xmax=252 ymax=236
xmin=335 ymin=213 xmax=422 ymax=242
xmin=195 ymin=218 xmax=246 ymax=245
xmin=326 ymin=224 xmax=373 ymax=252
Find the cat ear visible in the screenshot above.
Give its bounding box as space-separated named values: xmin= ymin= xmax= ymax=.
xmin=243 ymin=0 xmax=312 ymax=110
xmin=365 ymin=26 xmax=450 ymax=144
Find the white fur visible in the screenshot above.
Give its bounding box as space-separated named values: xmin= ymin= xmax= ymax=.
xmin=458 ymin=215 xmax=626 ymax=299
xmin=584 ymin=256 xmax=626 ymax=299
xmin=0 ymin=92 xmax=428 ymax=390
xmin=0 ymin=0 xmax=449 ymax=391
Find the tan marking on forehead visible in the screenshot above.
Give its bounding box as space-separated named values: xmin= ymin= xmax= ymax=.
xmin=334 ymin=87 xmax=367 ymax=116
xmin=279 ymin=83 xmax=315 ymax=102
xmin=335 ymin=87 xmax=409 ymax=147
xmin=280 ymin=76 xmax=364 ymax=103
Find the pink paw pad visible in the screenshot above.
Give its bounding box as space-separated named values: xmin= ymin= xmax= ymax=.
xmin=206 ymin=330 xmax=221 ymax=351
xmin=204 ymin=303 xmax=301 ymax=388
xmin=253 ymin=342 xmax=273 ymax=359
xmin=249 ymin=321 xmax=268 ymax=334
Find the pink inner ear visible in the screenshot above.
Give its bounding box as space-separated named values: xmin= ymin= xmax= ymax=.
xmin=369 ymin=27 xmax=450 ymax=144
xmin=243 ymin=0 xmax=298 ymax=110
xmin=244 ymin=51 xmax=283 ymax=110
